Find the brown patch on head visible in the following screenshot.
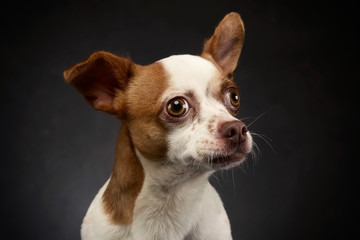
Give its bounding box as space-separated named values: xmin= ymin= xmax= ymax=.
xmin=102 ymin=125 xmax=144 ymax=225
xmin=124 ymin=62 xmax=170 ymax=161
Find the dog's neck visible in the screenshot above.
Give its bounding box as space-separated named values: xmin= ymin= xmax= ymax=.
xmin=135 ymin=149 xmax=212 ymax=195
xmin=132 ymin=136 xmax=214 ymax=239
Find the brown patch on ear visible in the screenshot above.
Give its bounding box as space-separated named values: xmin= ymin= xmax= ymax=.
xmin=63 ymin=51 xmax=134 ymax=115
xmin=102 ymin=124 xmax=144 ymax=225
xmin=201 ymin=12 xmax=245 ymax=76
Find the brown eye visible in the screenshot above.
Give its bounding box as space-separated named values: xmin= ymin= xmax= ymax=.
xmin=226 ymin=88 xmax=240 ymax=108
xmin=167 ymin=98 xmax=189 ymax=117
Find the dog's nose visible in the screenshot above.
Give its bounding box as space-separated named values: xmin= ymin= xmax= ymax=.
xmin=220 ymin=121 xmax=248 ymax=143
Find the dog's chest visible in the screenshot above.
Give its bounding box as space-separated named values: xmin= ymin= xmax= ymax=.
xmin=131 ymin=173 xmax=209 ymax=239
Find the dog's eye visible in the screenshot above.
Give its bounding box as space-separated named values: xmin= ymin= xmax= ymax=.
xmin=226 ymin=88 xmax=240 ymax=109
xmin=167 ymin=98 xmax=189 ymax=117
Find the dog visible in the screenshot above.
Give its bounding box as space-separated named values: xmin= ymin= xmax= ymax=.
xmin=64 ymin=12 xmax=252 ymax=240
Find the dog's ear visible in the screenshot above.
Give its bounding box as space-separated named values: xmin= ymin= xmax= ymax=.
xmin=202 ymin=12 xmax=245 ymax=77
xmin=102 ymin=125 xmax=144 ymax=225
xmin=63 ymin=51 xmax=134 ymax=115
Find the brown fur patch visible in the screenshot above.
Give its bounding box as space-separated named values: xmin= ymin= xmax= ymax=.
xmin=125 ymin=62 xmax=170 ymax=161
xmin=207 ymin=118 xmax=216 ymax=135
xmin=102 ymin=125 xmax=145 ymax=225
xmin=66 ymin=53 xmax=170 ymax=224
xmin=103 ymin=62 xmax=170 ymax=224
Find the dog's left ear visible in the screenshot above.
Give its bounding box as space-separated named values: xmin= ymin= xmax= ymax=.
xmin=202 ymin=12 xmax=245 ymax=77
xmin=63 ymin=51 xmax=134 ymax=115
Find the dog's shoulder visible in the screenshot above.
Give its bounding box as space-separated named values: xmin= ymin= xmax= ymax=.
xmin=81 ymin=180 xmax=132 ymax=240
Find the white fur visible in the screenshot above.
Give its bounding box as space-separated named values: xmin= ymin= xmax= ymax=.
xmin=133 ymin=150 xmax=232 ymax=240
xmin=158 ymin=55 xmax=218 ymax=96
xmin=81 ymin=151 xmax=232 ymax=240
xmin=81 ymin=55 xmax=252 ymax=240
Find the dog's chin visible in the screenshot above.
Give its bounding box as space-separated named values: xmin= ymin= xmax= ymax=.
xmin=201 ymin=150 xmax=248 ymax=170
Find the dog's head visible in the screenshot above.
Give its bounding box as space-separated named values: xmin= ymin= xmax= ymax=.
xmin=64 ymin=12 xmax=253 ymax=225
xmin=64 ymin=12 xmax=252 ymax=170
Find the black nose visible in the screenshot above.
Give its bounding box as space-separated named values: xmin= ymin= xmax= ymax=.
xmin=220 ymin=121 xmax=248 ymax=144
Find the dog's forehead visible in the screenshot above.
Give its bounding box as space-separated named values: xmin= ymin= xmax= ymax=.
xmin=158 ymin=55 xmax=220 ymax=96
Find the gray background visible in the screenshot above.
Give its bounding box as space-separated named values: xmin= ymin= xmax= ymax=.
xmin=1 ymin=0 xmax=357 ymax=239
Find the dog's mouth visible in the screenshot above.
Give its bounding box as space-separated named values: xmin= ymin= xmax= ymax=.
xmin=208 ymin=150 xmax=247 ymax=169
xmin=202 ymin=138 xmax=253 ymax=169
xmin=189 ymin=133 xmax=253 ymax=170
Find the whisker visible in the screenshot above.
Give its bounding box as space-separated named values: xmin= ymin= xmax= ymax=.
xmin=251 ymin=140 xmax=262 ymax=161
xmin=250 ymin=131 xmax=276 ymax=155
xmin=239 ymin=116 xmax=257 ymax=122
xmin=252 ymin=132 xmax=273 ymax=143
xmin=239 ymin=158 xmax=248 ymax=174
xmin=246 ymin=111 xmax=267 ymax=128
xmin=231 ymin=168 xmax=236 ymax=194
xmin=210 ymin=172 xmax=221 ymax=187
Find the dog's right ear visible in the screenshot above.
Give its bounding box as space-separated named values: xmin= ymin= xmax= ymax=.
xmin=201 ymin=12 xmax=245 ymax=78
xmin=64 ymin=51 xmax=134 ymax=115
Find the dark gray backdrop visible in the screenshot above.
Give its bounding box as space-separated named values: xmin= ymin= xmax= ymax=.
xmin=1 ymin=0 xmax=357 ymax=239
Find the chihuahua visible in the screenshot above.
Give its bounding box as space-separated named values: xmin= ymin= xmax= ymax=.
xmin=64 ymin=12 xmax=252 ymax=240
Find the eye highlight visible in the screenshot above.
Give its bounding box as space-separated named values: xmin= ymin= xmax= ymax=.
xmin=167 ymin=97 xmax=189 ymax=117
xmin=225 ymin=87 xmax=240 ymax=112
